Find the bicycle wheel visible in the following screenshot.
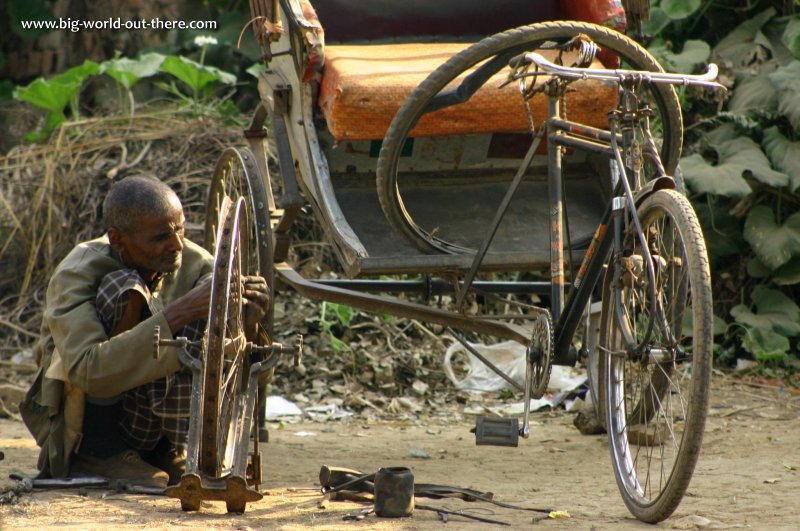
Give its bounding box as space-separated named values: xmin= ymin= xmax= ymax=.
xmin=376 ymin=21 xmax=682 ymax=254
xmin=205 ymin=146 xmax=274 ymax=440
xmin=200 ymin=197 xmax=249 ymax=481
xmin=599 ymin=189 xmax=712 ymax=523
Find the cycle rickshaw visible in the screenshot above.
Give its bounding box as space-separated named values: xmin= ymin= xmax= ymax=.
xmin=152 ymin=0 xmax=720 ymax=523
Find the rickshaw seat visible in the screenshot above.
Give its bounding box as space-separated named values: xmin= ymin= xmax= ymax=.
xmin=319 ymin=43 xmax=617 ymax=142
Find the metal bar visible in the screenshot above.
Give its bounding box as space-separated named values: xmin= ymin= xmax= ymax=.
xmin=269 ymin=90 xmax=304 ymax=208
xmin=180 ymin=348 xmax=204 ymax=477
xmin=315 ymin=278 xmax=552 ymax=295
xmin=548 ymin=99 xmax=565 ymax=323
xmin=276 ymin=263 xmax=529 ymax=344
xmin=447 ymin=328 xmax=525 ymax=393
xmin=523 ymin=52 xmax=724 ymax=89
xmin=456 ymin=133 xmax=544 ymax=309
xmin=551 ymin=134 xmax=614 ymax=157
xmin=554 ymin=209 xmax=614 ymax=365
xmin=549 ymin=117 xmax=620 ymax=144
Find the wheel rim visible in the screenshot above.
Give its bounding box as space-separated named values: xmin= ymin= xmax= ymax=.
xmin=603 ymin=191 xmax=711 ymax=519
xmin=201 ymin=197 xmax=248 ymax=477
xmin=205 ymin=147 xmax=270 ymax=281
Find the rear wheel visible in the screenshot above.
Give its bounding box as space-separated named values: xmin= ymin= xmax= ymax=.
xmin=600 ymin=189 xmax=712 ymax=523
xmin=376 ymin=21 xmax=682 ymax=254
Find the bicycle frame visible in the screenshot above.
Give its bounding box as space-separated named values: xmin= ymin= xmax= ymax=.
xmin=539 ymin=55 xmax=723 ymax=364
xmin=546 ymin=98 xmax=651 ymax=365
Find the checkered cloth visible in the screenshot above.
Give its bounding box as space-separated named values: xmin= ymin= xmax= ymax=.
xmin=95 ymin=269 xmax=208 ymax=451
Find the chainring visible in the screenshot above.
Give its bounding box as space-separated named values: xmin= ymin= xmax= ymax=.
xmin=528 ymin=311 xmax=553 ymax=399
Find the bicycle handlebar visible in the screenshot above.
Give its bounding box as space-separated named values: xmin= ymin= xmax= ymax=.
xmin=518 ymin=51 xmax=725 ymax=89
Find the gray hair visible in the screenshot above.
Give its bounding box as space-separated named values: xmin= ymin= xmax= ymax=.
xmin=102 ymin=175 xmax=180 ymax=233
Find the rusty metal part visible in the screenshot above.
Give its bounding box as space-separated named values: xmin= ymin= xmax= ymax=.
xmin=201 ymin=197 xmax=246 ymax=478
xmin=275 ymin=262 xmax=530 ymax=345
xmin=165 ymin=197 xmax=275 ymax=513
xmin=528 ymin=311 xmax=553 ymax=399
xmin=13 ymin=476 xmax=108 ymax=491
xmin=165 ymin=473 xmax=262 ymax=513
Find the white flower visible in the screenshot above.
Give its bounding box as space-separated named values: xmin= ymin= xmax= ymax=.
xmin=194 ymin=35 xmax=218 ymax=47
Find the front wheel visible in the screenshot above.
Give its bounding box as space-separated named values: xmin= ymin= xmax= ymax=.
xmin=599 ymin=189 xmax=713 ymax=523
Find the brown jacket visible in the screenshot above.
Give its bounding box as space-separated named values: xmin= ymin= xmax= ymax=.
xmin=20 ymin=236 xmax=213 ymax=477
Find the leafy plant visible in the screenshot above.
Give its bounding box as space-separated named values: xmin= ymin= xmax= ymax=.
xmin=319 ymin=302 xmax=354 ymax=353
xmin=157 ymin=35 xmax=236 ymax=111
xmin=13 ymin=60 xmax=100 ymax=140
xmin=668 ymin=2 xmax=800 ymax=368
xmin=100 ymin=52 xmax=165 ymax=114
xmin=11 ymin=39 xmax=241 ymax=140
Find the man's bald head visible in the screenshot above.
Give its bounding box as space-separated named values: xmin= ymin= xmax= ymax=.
xmin=102 ymin=176 xmax=182 ymax=234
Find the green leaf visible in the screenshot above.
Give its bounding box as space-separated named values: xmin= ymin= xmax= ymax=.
xmin=773 ymin=255 xmax=800 ymax=286
xmin=101 ymin=53 xmax=165 ymax=90
xmin=693 ymin=200 xmax=744 ymax=259
xmin=744 ymin=206 xmax=800 ymax=270
xmin=681 ymin=137 xmax=787 ymax=197
xmin=729 ymin=62 xmax=779 ymax=112
xmin=762 ymin=126 xmax=800 ymax=192
xmin=160 ymin=55 xmax=236 ymax=93
xmin=782 ymin=17 xmax=800 ymax=59
xmin=746 ymin=257 xmax=771 ymax=279
xmin=704 ymin=123 xmax=738 ymax=145
xmin=13 ymin=60 xmax=99 ymax=119
xmin=649 ymin=40 xmax=711 ymax=73
xmin=681 ymin=310 xmax=726 ymax=338
xmin=15 ymin=76 xmax=74 ymax=112
xmin=661 ymin=0 xmax=702 ymax=20
xmin=713 ymin=8 xmax=776 ymax=75
xmin=246 ymin=63 xmax=266 ymax=79
xmin=769 ymin=61 xmax=800 ymax=130
xmin=730 ymin=285 xmax=800 ymax=337
xmin=57 ymin=60 xmax=101 ymax=85
xmin=331 ymin=303 xmax=354 ymax=327
xmin=643 ymin=7 xmax=671 ymax=36
xmin=742 ymin=327 xmax=789 ymax=363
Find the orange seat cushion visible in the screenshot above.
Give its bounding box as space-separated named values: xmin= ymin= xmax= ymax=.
xmin=319 ymin=43 xmax=617 ymax=141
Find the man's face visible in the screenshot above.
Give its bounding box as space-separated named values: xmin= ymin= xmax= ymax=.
xmin=110 ymin=197 xmax=186 ymax=279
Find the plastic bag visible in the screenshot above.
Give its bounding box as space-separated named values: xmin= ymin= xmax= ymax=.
xmin=443 ymin=340 xmax=526 ymax=392
xmin=443 ymin=340 xmax=589 ymax=393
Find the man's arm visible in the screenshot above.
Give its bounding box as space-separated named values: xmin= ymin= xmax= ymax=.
xmin=46 ymin=246 xmax=210 ymax=398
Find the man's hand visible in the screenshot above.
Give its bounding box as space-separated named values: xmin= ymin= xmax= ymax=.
xmin=163 ymin=276 xmax=212 ymax=334
xmin=242 ymin=275 xmax=270 ymax=331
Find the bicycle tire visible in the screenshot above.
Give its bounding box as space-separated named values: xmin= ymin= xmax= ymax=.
xmin=200 ymin=197 xmax=248 ymax=479
xmin=599 ymin=189 xmax=712 ymax=523
xmin=205 ymin=146 xmax=275 ymax=442
xmin=376 ymin=21 xmax=682 ymax=254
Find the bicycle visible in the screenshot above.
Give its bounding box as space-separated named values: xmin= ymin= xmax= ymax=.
xmin=376 ymin=35 xmax=722 ymax=522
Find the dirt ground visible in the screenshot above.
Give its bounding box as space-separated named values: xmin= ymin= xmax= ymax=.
xmin=1 ymin=374 xmax=798 ymax=530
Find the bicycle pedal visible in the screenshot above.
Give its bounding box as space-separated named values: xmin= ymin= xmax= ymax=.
xmin=474 ymin=416 xmax=519 ymax=447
